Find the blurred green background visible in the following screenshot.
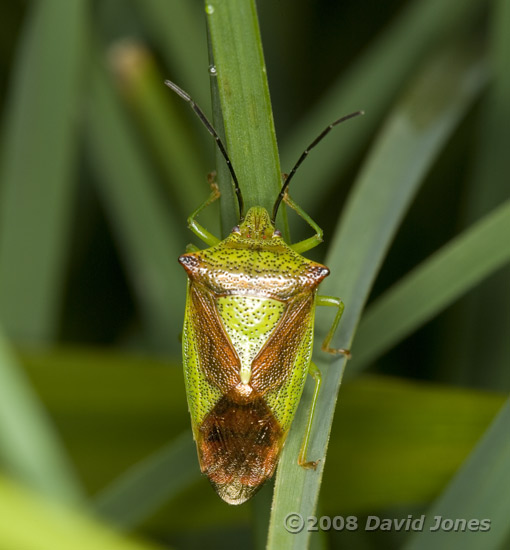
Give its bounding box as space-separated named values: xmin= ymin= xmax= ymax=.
xmin=0 ymin=0 xmax=509 ymax=549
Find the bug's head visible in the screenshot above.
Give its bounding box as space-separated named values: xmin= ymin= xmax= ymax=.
xmin=232 ymin=207 xmax=281 ymax=242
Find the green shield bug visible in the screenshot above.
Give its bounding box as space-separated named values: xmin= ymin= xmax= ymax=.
xmin=165 ymin=79 xmax=362 ymax=505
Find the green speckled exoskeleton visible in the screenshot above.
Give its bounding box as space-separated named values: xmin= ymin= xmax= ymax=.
xmin=165 ymin=80 xmax=362 ymax=505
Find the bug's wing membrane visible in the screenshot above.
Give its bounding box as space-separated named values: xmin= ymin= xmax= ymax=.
xmin=250 ymin=293 xmax=314 ymax=395
xmin=189 ymin=283 xmax=242 ymax=393
xmin=197 ymin=391 xmax=283 ymax=505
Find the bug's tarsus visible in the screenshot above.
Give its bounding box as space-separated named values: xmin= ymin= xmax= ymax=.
xmin=165 ymin=79 xmax=245 ymax=221
xmin=271 ymin=110 xmax=365 ymax=224
xmin=299 ymin=458 xmax=320 ymax=470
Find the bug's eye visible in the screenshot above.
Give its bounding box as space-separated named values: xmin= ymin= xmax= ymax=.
xmin=231 ymin=225 xmax=241 ymax=234
xmin=272 ymin=229 xmax=282 ymax=238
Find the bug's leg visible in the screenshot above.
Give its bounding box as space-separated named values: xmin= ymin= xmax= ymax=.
xmin=283 ymin=192 xmax=324 ymax=254
xmin=298 ymin=298 xmax=350 ymax=469
xmin=187 ymin=172 xmax=221 ymax=247
xmin=317 ymin=295 xmax=351 ymax=357
xmin=298 ymin=362 xmax=322 ymax=469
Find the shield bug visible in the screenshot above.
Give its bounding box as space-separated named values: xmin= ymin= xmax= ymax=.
xmin=165 ymin=79 xmax=362 ymax=505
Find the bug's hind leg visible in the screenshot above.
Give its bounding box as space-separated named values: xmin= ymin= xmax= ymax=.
xmin=298 ymin=362 xmax=322 ymax=470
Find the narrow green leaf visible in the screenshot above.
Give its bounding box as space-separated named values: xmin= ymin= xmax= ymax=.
xmin=0 ymin=0 xmax=87 ymax=342
xmin=208 ymin=37 xmax=237 ymax=238
xmin=404 ymin=397 xmax=510 ymax=550
xmin=0 ymin=331 xmax=83 ymax=503
xmin=0 ymin=475 xmax=164 ymax=550
xmin=281 ymin=0 xmax=489 ymax=213
xmin=206 ymin=0 xmax=282 ymax=223
xmin=268 ymin=46 xmax=487 ymax=549
xmin=353 ymin=199 xmax=510 ymax=370
xmin=93 ymin=433 xmax=198 ymax=529
xmin=85 ymin=55 xmax=185 ymax=352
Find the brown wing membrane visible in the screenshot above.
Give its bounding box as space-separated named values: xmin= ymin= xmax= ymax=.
xmin=190 ymin=282 xmax=242 ymax=394
xmin=250 ymin=293 xmax=314 ymax=395
xmin=197 ymin=389 xmax=283 ymax=505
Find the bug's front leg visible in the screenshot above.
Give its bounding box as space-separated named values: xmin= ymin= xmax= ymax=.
xmin=283 ymin=192 xmax=324 ymax=254
xmin=187 ymin=172 xmax=221 ymax=247
xmin=316 ymin=295 xmax=351 ymax=358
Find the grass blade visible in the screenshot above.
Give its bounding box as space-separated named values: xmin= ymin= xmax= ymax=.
xmin=353 ymin=199 xmax=510 ymax=370
xmin=268 ymin=46 xmax=487 ymax=549
xmin=0 ymin=331 xmax=83 ymax=503
xmin=404 ymin=397 xmax=510 ymax=550
xmin=93 ymin=433 xmax=198 ymax=529
xmin=0 ymin=0 xmax=87 ymax=342
xmin=206 ymin=0 xmax=282 ymax=224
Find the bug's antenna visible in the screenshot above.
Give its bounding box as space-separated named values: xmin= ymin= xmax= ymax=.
xmin=165 ymin=80 xmax=245 ymax=220
xmin=271 ymin=110 xmax=364 ymax=224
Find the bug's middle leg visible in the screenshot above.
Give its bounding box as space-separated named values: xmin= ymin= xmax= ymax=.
xmin=316 ymin=295 xmax=351 ymax=358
